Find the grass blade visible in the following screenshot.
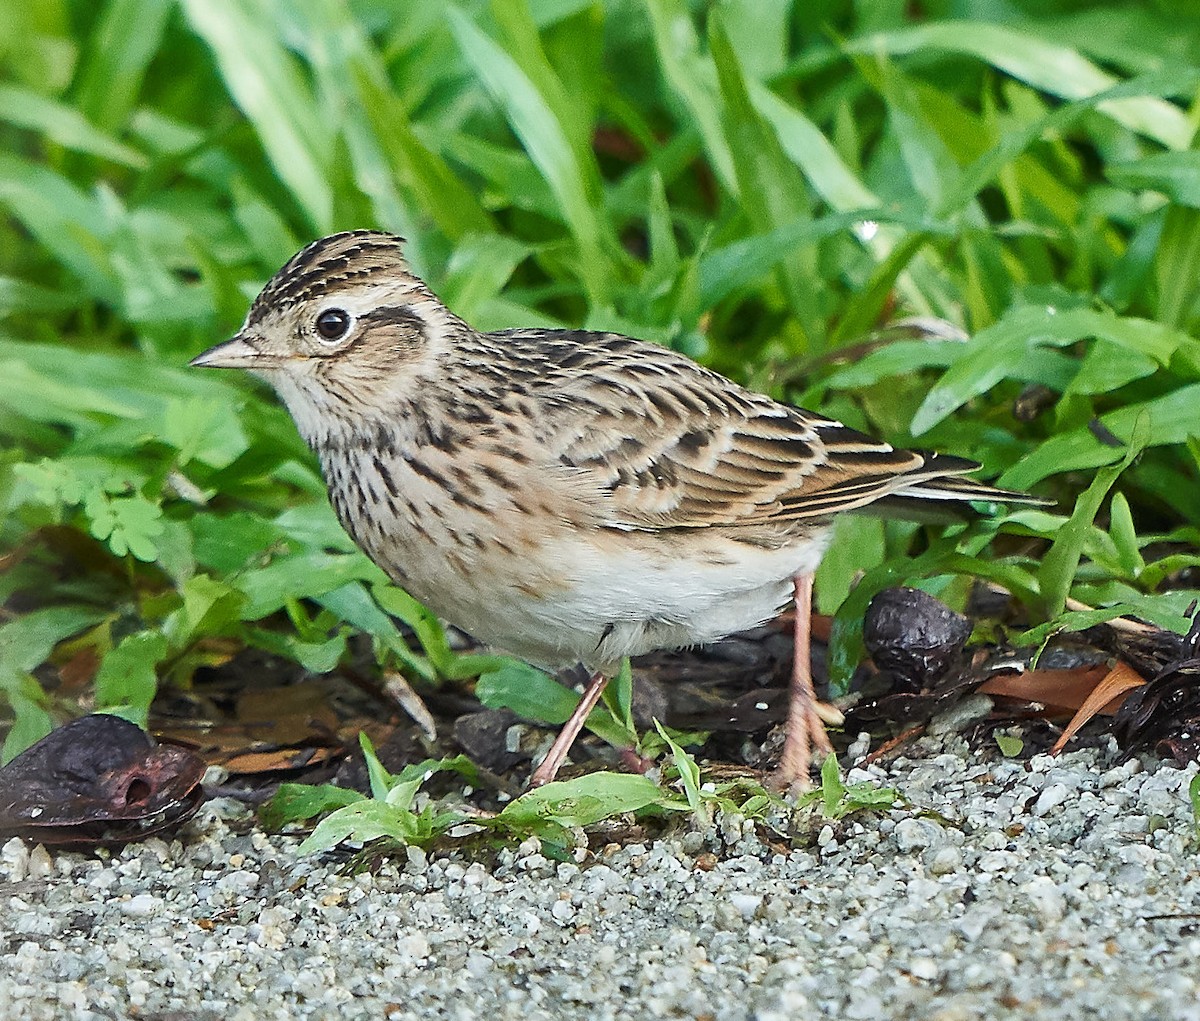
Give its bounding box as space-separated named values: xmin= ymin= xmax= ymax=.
xmin=447 ymin=5 xmax=612 ymax=305
xmin=181 ymin=0 xmax=333 ymax=231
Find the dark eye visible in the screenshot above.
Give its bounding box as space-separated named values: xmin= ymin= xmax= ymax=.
xmin=315 ymin=308 xmax=352 ymax=341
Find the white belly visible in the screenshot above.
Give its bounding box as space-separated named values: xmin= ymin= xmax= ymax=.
xmin=426 ymin=526 xmax=833 ymax=671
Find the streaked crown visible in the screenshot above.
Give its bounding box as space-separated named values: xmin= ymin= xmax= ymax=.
xmin=245 ymin=230 xmax=419 ymax=327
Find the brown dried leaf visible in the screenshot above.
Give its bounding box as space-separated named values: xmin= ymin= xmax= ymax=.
xmin=218 ymin=746 xmax=341 ymax=774
xmin=978 ymin=665 xmax=1112 ymax=714
xmin=57 ymin=644 xmax=101 ymax=693
xmin=1049 ymin=662 xmax=1147 ymax=755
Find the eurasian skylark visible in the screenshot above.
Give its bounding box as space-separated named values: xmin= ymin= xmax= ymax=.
xmin=193 ymin=230 xmax=1041 ymax=788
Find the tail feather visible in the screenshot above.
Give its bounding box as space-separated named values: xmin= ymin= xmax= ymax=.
xmin=895 ymin=451 xmax=1049 ymax=508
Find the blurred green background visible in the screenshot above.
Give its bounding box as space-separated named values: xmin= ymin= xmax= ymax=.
xmin=3 ymin=0 xmax=1200 ymax=760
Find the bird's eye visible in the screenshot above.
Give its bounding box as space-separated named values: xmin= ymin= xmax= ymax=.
xmin=315 ymin=308 xmax=352 ymax=342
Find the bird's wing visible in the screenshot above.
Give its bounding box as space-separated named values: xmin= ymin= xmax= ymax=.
xmin=506 ymin=330 xmax=1000 ymax=532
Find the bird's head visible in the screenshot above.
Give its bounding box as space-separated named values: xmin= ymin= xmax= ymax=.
xmin=192 ymin=230 xmax=460 ymax=441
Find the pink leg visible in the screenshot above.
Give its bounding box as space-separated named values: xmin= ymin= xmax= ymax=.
xmin=773 ymin=573 xmax=835 ymax=791
xmin=528 ymin=670 xmax=610 ymax=787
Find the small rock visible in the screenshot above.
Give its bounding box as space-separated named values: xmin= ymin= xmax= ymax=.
xmin=926 ymin=846 xmax=963 ymax=875
xmin=27 ymin=845 xmax=54 ymax=881
xmin=120 ymin=894 xmax=160 ymax=918
xmin=910 ymin=956 xmax=940 ymax=981
xmin=894 ymin=817 xmax=946 ymax=853
xmin=1 ymin=837 xmax=29 ymax=882
xmin=928 ymin=694 xmax=994 ymax=735
xmin=729 ymin=893 xmax=762 ymax=920
xmin=1020 ymin=877 xmax=1065 ymax=923
xmin=1033 ymin=783 xmax=1071 ymax=817
xmin=453 ymin=709 xmax=526 ymax=772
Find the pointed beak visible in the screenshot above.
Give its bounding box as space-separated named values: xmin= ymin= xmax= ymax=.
xmin=190 ymin=334 xmax=278 ymax=370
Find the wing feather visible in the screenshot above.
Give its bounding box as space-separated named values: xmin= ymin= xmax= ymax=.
xmin=484 ymin=328 xmax=1041 ymax=532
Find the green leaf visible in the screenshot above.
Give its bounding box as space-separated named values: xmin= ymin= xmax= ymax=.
xmin=994 ymin=732 xmax=1024 ymax=757
xmin=655 ymin=720 xmax=704 ymax=820
xmin=314 ymin=582 xmax=436 ymax=683
xmin=260 ymin=783 xmax=365 ymax=831
xmin=290 ymin=749 xmax=480 ymax=853
xmin=913 ymin=306 xmax=1196 ymax=436
xmin=710 ymin=15 xmax=819 ymax=349
xmin=797 ymin=755 xmax=896 ymax=820
xmin=246 ymin=626 xmax=348 ymax=673
xmin=476 ymin=661 xmax=578 ymax=722
xmin=237 ymin=551 xmax=386 ymax=620
xmin=297 ymin=799 xmax=463 ymax=854
xmin=0 ymin=606 xmax=107 ymax=762
xmin=360 ymin=732 xmax=394 ymax=803
xmin=601 ymin=658 xmax=635 ymax=738
xmin=498 ymin=772 xmax=666 ymax=831
xmin=0 ymin=339 xmax=250 ymax=459
xmin=0 ymin=84 xmax=147 ymax=166
xmin=84 ymin=489 xmax=163 ymax=561
xmin=73 ymin=0 xmax=173 ymax=132
xmin=821 ymin=755 xmax=850 ymax=816
xmin=163 ymin=574 xmax=245 ymax=649
xmin=644 ymin=0 xmax=737 ymax=195
xmin=854 ymin=23 xmax=1193 ymax=148
xmin=447 ymin=5 xmax=611 ymax=304
xmin=1034 ymin=434 xmax=1144 ymax=619
xmin=815 ymin=516 xmax=886 ymax=616
xmin=475 ymin=662 xmax=632 ymax=749
xmin=1017 ymin=597 xmax=1194 ymax=646
xmin=1107 ymin=493 xmax=1146 ymax=580
xmin=1155 ymin=205 xmax=1200 ymax=331
xmin=93 ymin=630 xmax=169 ymax=726
xmin=371 ymin=584 xmax=505 ymax=680
xmin=1109 ymin=153 xmax=1200 ymax=209
xmin=1001 ymin=382 xmax=1200 ymax=489
xmin=391 ymin=754 xmax=481 ymax=790
xmin=181 ymin=0 xmax=333 ymax=231
xmin=1190 ymin=774 xmax=1200 ymax=838
xmin=698 ymin=209 xmax=945 ymax=310
xmin=0 ymin=155 xmax=119 ymax=303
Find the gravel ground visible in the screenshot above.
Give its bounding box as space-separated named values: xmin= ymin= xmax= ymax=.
xmin=3 ymin=733 xmax=1200 ymax=1021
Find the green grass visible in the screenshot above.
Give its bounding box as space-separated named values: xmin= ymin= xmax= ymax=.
xmin=3 ymin=0 xmax=1200 ymax=811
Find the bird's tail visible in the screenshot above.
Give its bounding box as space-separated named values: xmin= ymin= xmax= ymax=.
xmin=856 ymin=451 xmax=1049 ymax=523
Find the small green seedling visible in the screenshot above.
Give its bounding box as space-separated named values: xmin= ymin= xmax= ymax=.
xmin=797 ymin=755 xmax=898 ymax=820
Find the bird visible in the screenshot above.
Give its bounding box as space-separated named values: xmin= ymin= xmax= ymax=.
xmin=191 ymin=229 xmax=1042 ymax=790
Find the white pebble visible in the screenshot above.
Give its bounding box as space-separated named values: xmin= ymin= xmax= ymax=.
xmin=729 ymin=893 xmax=762 ymax=920
xmin=1033 ymin=782 xmax=1071 ymax=816
xmin=120 ymin=894 xmax=160 ymax=918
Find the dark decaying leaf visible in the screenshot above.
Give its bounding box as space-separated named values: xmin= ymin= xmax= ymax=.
xmin=863 ymin=587 xmax=973 ymax=689
xmin=154 ymin=679 xmax=348 ymax=776
xmin=671 ymin=687 xmax=789 ymax=732
xmin=978 ymin=665 xmax=1113 ymax=713
xmin=453 ymin=709 xmax=526 ymax=773
xmin=1112 ymin=613 xmax=1200 ymax=765
xmin=0 ymin=714 xmax=205 ymax=847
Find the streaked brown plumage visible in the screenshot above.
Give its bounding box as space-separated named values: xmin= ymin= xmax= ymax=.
xmin=192 ymin=230 xmax=1042 ymax=789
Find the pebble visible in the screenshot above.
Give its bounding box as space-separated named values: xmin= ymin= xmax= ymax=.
xmin=0 ymin=741 xmax=1197 ymax=1020
xmin=1034 ymin=782 xmax=1071 ymax=816
xmin=927 ymin=694 xmax=993 ymax=734
xmin=893 ymin=817 xmax=946 ymax=852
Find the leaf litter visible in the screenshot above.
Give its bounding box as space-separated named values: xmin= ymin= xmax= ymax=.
xmin=5 ymin=583 xmax=1199 ymax=854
